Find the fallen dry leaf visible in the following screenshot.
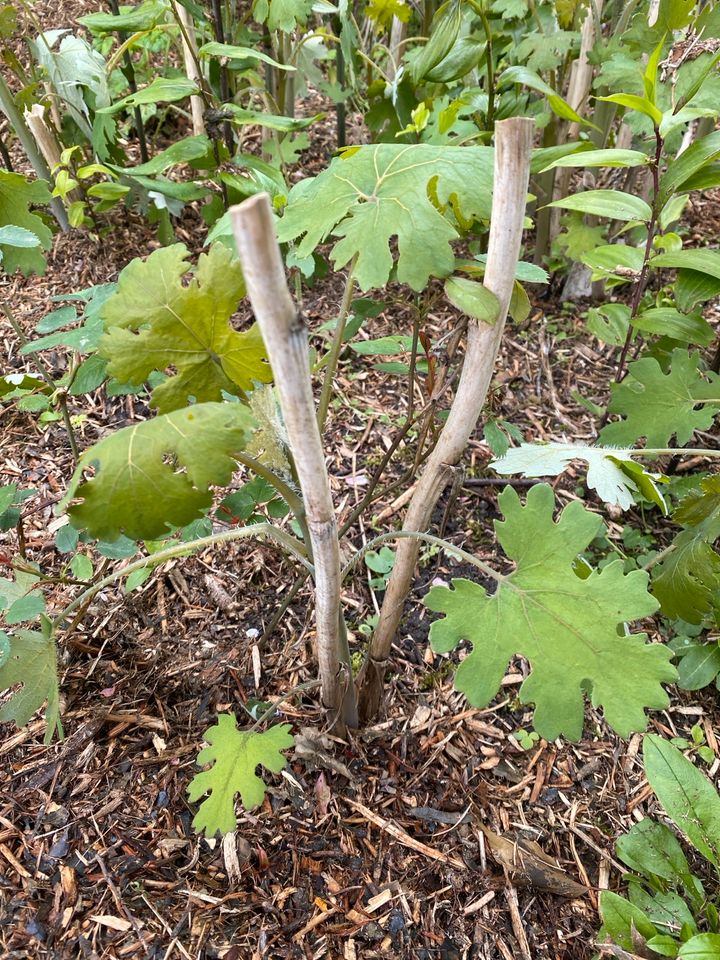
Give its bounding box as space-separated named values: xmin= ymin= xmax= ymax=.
xmin=480 ymin=824 xmax=588 ymax=897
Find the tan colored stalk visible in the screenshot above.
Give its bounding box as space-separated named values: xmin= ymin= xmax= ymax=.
xmin=173 ymin=1 xmax=205 ymax=136
xmin=356 ymin=116 xmax=535 ymax=721
xmin=24 ymin=104 xmax=81 ymax=204
xmin=230 ymin=193 xmax=358 ymax=732
xmin=551 ymin=0 xmax=604 ymax=245
xmin=387 ymin=15 xmax=408 ymax=80
xmin=24 ymin=104 xmax=60 ymax=174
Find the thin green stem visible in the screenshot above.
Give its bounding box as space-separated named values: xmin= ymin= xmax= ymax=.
xmin=55 ymin=523 xmax=313 ymax=628
xmin=341 ymin=530 xmax=504 ymax=585
xmin=317 ymin=256 xmax=357 ymax=431
xmin=249 ymin=678 xmax=322 ymax=731
xmin=635 ymin=448 xmax=720 ymax=458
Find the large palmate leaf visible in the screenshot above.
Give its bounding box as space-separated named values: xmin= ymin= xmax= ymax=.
xmin=188 ymin=714 xmax=294 ymax=835
xmin=0 ymin=172 xmax=53 ymax=275
xmin=0 ymin=628 xmax=61 ymax=742
xmin=491 ymin=442 xmax=667 ymax=511
xmin=277 ymin=144 xmax=494 ymax=291
xmin=425 ymin=484 xmax=675 ymax=741
xmin=100 ymin=244 xmax=271 ymax=413
xmin=600 ymin=350 xmax=720 ymax=448
xmin=64 ymin=402 xmax=254 ymax=540
xmin=653 ymin=475 xmax=720 ymax=623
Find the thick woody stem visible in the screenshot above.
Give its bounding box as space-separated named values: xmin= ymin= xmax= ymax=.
xmin=230 ymin=193 xmax=358 ymax=733
xmin=356 ymin=116 xmax=535 ymax=721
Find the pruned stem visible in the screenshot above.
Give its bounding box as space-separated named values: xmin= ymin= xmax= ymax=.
xmin=356 ymin=116 xmax=535 ymax=721
xmin=0 ymin=74 xmax=68 ymax=231
xmin=230 ymin=193 xmax=358 ymax=732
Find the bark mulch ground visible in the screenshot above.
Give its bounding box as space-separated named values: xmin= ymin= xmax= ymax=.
xmin=2 ymin=7 xmax=720 ymax=960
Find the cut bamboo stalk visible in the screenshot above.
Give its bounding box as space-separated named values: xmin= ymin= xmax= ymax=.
xmin=550 ymin=0 xmax=604 ymax=247
xmin=230 ymin=193 xmax=358 ymax=732
xmin=173 ymin=1 xmax=206 ymax=136
xmin=387 ymin=15 xmax=408 ymax=80
xmin=24 ymin=105 xmax=80 ymax=203
xmin=356 ymin=116 xmax=535 ymax=721
xmin=0 ymin=74 xmax=68 ymax=232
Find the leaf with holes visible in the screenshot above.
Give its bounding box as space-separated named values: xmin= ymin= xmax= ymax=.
xmin=600 ymin=350 xmax=720 ymax=449
xmin=100 ymin=244 xmax=271 ymax=413
xmin=424 ymin=484 xmax=675 ymax=741
xmin=188 ymin=714 xmax=294 ymax=835
xmin=653 ymin=475 xmax=720 ymax=624
xmin=63 ymin=402 xmax=254 ymax=540
xmin=0 ymin=628 xmax=61 ymax=742
xmin=277 ymin=144 xmax=494 ymax=291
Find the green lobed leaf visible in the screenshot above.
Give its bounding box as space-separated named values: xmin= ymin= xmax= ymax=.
xmin=252 ymin=0 xmax=314 ymax=32
xmin=644 ymin=734 xmax=720 ymax=868
xmin=424 ymin=484 xmax=674 ymax=741
xmin=277 ymin=143 xmax=495 ymax=291
xmin=0 ymin=628 xmax=61 ymax=742
xmin=63 ymin=402 xmax=255 ymax=540
xmin=0 ymin=172 xmax=53 ymax=275
xmin=547 ymin=189 xmax=652 ymax=222
xmin=600 ymin=350 xmax=720 ymax=449
xmin=188 ymin=714 xmax=294 ymax=835
xmin=653 ymin=475 xmax=720 ymax=624
xmin=0 ymin=565 xmax=47 ymax=624
xmin=100 ymin=244 xmax=271 ymax=413
xmin=491 ymin=442 xmax=666 ymax=512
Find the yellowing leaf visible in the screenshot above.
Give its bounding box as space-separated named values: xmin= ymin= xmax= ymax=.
xmin=100 ymin=244 xmax=271 ymax=413
xmin=425 ymin=484 xmax=675 ymax=741
xmin=188 ymin=715 xmax=294 ymax=835
xmin=0 ymin=628 xmax=61 ymax=742
xmin=277 ymin=144 xmax=494 ymax=291
xmin=64 ymin=402 xmax=254 ymax=540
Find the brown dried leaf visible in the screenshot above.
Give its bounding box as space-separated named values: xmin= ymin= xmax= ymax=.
xmin=480 ymin=824 xmax=588 ymax=898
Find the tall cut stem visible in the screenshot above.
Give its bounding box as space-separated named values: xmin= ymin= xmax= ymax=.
xmin=0 ymin=74 xmax=68 ymax=231
xmin=230 ymin=193 xmax=358 ymax=733
xmin=356 ymin=117 xmax=535 ymax=722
